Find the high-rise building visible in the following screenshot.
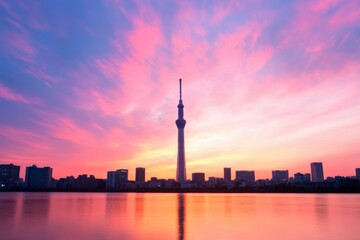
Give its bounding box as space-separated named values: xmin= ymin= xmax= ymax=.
xmin=76 ymin=174 xmax=88 ymax=188
xmin=25 ymin=165 xmax=52 ymax=188
xmin=192 ymin=173 xmax=205 ymax=184
xmin=356 ymin=168 xmax=360 ymax=179
xmin=224 ymin=167 xmax=231 ymax=182
xmin=311 ymin=162 xmax=324 ymax=182
xmin=120 ymin=169 xmax=128 ymax=181
xmin=304 ymin=173 xmax=311 ymax=181
xmin=0 ymin=164 xmax=20 ymax=188
xmin=106 ymin=171 xmax=117 ymax=189
xmin=294 ymin=172 xmax=304 ymax=183
xmin=235 ymin=170 xmax=255 ymax=184
xmin=106 ymin=169 xmax=129 ymax=189
xmin=272 ymin=170 xmax=289 ymax=183
xmin=74 ymin=174 xmax=97 ymax=189
xmin=293 ymin=172 xmax=310 ymax=183
xmin=136 ymin=167 xmax=145 ymax=183
xmin=176 ymin=79 xmax=187 ymax=183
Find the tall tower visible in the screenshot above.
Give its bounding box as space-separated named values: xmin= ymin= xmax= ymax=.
xmin=176 ymin=79 xmax=187 ymax=182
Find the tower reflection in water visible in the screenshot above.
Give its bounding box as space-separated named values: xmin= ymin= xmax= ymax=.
xmin=178 ymin=194 xmax=185 ymax=240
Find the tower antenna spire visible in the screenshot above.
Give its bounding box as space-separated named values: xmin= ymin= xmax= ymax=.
xmin=179 ymin=78 xmax=182 ymax=100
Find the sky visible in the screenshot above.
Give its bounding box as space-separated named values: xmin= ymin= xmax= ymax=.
xmin=0 ymin=0 xmax=360 ymax=181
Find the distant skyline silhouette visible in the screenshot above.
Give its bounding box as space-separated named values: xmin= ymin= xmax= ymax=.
xmin=1 ymin=1 xmax=360 ymax=180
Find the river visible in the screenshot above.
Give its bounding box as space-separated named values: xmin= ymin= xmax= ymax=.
xmin=0 ymin=192 xmax=359 ymax=239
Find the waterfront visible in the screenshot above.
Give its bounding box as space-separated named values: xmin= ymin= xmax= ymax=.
xmin=0 ymin=193 xmax=359 ymax=240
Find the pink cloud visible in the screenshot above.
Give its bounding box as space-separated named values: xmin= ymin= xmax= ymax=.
xmin=245 ymin=47 xmax=274 ymax=72
xmin=0 ymin=0 xmax=21 ymax=20
xmin=285 ymin=0 xmax=360 ymax=54
xmin=0 ymin=83 xmax=40 ymax=104
xmin=46 ymin=117 xmax=96 ymax=145
xmin=74 ymin=2 xmax=168 ymax=118
xmin=208 ymin=1 xmax=245 ymax=24
xmin=307 ymin=0 xmax=341 ymax=13
xmin=21 ymin=111 xmax=146 ymax=178
xmin=2 ymin=31 xmax=37 ymax=63
xmin=328 ymin=1 xmax=360 ymax=28
xmin=127 ymin=18 xmax=163 ymax=61
xmin=0 ymin=126 xmax=58 ymax=175
xmin=0 ymin=126 xmax=43 ymax=146
xmin=25 ymin=67 xmax=57 ymax=85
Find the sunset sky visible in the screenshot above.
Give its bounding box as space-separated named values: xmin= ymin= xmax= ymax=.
xmin=1 ymin=0 xmax=360 ymax=180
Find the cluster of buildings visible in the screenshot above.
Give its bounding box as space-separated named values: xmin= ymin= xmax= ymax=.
xmin=0 ymin=164 xmax=106 ymax=190
xmin=1 ymin=162 xmax=360 ymax=191
xmin=0 ymin=164 xmax=51 ymax=189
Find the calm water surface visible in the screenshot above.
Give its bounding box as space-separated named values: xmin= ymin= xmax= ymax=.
xmin=0 ymin=193 xmax=359 ymax=240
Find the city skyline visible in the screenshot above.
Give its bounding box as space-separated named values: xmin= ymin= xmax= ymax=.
xmin=2 ymin=161 xmax=360 ymax=184
xmin=1 ymin=1 xmax=360 ymax=180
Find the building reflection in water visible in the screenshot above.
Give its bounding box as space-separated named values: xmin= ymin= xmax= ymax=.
xmin=0 ymin=193 xmax=19 ymax=232
xmin=105 ymin=193 xmax=128 ymax=219
xmin=134 ymin=194 xmax=145 ymax=223
xmin=178 ymin=193 xmax=185 ymax=240
xmin=21 ymin=193 xmax=51 ymax=225
xmin=18 ymin=193 xmax=51 ymax=239
xmin=314 ymin=195 xmax=328 ymax=224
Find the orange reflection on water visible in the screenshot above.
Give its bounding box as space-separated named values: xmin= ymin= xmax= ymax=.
xmin=0 ymin=193 xmax=360 ymax=240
